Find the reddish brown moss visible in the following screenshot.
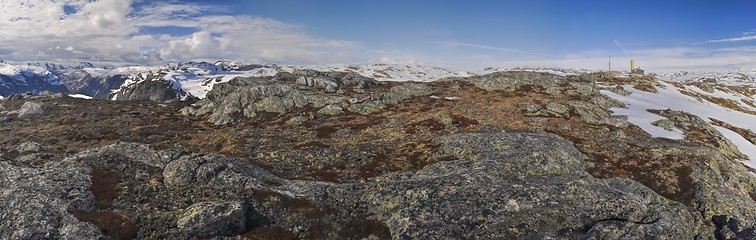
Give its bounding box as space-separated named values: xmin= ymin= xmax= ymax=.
xmin=74 ymin=210 xmax=137 ymax=240
xmin=90 ymin=168 xmax=122 ymax=209
xmin=404 ymin=118 xmax=446 ymax=134
xmin=315 ymin=126 xmax=338 ymax=139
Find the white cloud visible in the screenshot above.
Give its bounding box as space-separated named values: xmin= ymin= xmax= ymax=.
xmin=161 ymin=31 xmax=223 ymax=60
xmin=0 ymin=0 xmax=361 ymax=65
xmin=706 ymin=35 xmax=756 ymax=43
xmin=83 ymin=0 xmax=132 ymax=28
xmin=435 ymin=41 xmax=542 ymax=56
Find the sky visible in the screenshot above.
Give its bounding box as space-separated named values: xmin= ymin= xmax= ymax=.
xmin=2 ymin=0 xmax=756 ymax=71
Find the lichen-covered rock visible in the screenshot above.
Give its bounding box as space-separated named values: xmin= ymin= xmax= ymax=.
xmin=651 ymin=109 xmax=747 ymax=160
xmin=318 ymin=104 xmax=344 ymax=115
xmin=454 ymin=71 xmax=567 ymax=92
xmin=0 ymin=159 xmax=102 ymax=239
xmin=354 ymin=132 xmax=697 ymax=239
xmin=181 ymin=71 xmax=387 ymax=124
xmin=177 ymin=201 xmax=248 ymax=237
xmin=163 ymin=154 xmax=289 ymax=191
xmin=182 ymin=70 xmax=439 ymax=124
xmin=383 ymin=84 xmax=433 ymax=104
xmin=544 ymin=102 xmax=570 ymax=117
xmin=570 ymin=99 xmax=629 ymax=128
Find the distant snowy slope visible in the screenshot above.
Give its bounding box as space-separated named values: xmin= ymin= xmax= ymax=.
xmin=659 ymin=68 xmax=756 ymax=86
xmin=279 ymin=64 xmax=473 ymax=82
xmin=601 ymin=77 xmax=756 ymax=168
xmin=0 ymin=63 xmax=67 ymax=96
xmin=474 ymin=66 xmax=591 ymax=77
xmin=112 ymin=61 xmax=278 ymax=100
xmin=110 ymin=63 xmax=473 ymax=100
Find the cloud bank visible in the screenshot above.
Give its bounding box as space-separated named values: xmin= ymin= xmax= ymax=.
xmin=1 ymin=0 xmax=756 ymax=72
xmin=0 ymin=0 xmax=361 ymax=65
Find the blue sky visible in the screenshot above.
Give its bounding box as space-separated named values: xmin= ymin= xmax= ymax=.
xmin=223 ymin=0 xmax=756 ymax=58
xmin=2 ymin=0 xmax=756 ymax=70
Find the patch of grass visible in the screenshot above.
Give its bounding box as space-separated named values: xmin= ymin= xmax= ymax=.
xmin=358 ymin=152 xmax=391 ymax=179
xmin=346 ymin=115 xmax=386 ymax=132
xmin=588 ymin=154 xmax=696 ymax=205
xmin=679 ymin=89 xmax=756 ymax=115
xmin=449 ymin=114 xmax=479 ymax=128
xmin=404 ymin=118 xmax=446 ymax=134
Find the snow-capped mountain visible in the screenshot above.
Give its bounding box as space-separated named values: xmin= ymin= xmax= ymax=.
xmin=111 ymin=61 xmax=278 ymax=100
xmin=278 ymin=63 xmax=474 ymax=82
xmin=0 ymin=63 xmax=67 ymax=96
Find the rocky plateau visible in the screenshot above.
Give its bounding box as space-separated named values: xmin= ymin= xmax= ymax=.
xmin=1 ymin=69 xmax=755 ymax=240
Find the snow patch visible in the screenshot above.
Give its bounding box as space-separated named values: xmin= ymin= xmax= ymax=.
xmin=602 ymin=82 xmax=755 ymax=162
xmin=0 ymin=63 xmax=61 ymax=85
xmin=712 ymin=126 xmax=756 ymax=168
xmin=68 ymin=94 xmax=93 ymax=99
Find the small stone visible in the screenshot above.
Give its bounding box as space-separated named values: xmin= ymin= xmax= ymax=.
xmin=317 ymin=104 xmax=343 ymax=115
xmin=651 ymin=119 xmax=676 ymax=131
xmin=16 ymin=141 xmax=44 ymax=153
xmin=287 ymin=115 xmax=311 ymax=124
xmin=545 ymin=102 xmax=569 ymax=116
xmin=525 ymin=103 xmax=540 ymax=113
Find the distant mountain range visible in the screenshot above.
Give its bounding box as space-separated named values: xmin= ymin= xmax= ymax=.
xmin=1 ymin=60 xmax=754 ymax=102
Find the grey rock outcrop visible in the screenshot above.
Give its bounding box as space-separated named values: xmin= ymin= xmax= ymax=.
xmin=114 ymin=80 xmax=184 ymax=102
xmin=163 ymin=153 xmax=290 ymax=191
xmin=0 ymin=156 xmax=102 ymax=239
xmin=177 ymin=201 xmax=248 ymax=237
xmin=2 ymin=130 xmax=754 ymax=239
xmin=181 ymin=70 xmax=386 ymax=125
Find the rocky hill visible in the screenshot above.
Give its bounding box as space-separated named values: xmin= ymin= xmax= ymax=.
xmin=0 ymin=69 xmax=755 ymax=239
